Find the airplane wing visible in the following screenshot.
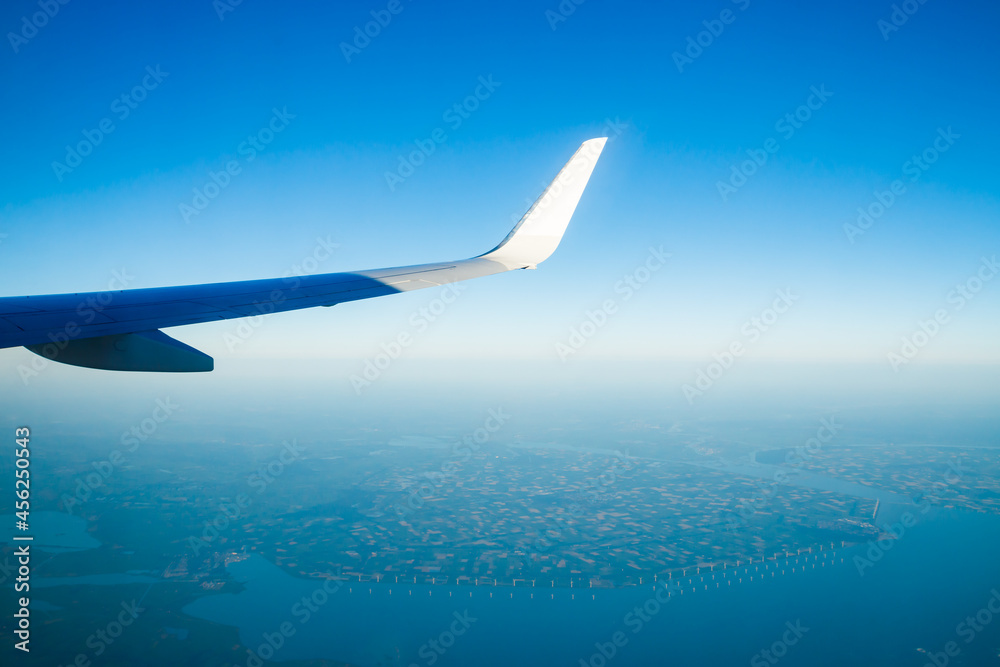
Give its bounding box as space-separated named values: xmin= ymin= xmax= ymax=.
xmin=0 ymin=138 xmax=607 ymax=372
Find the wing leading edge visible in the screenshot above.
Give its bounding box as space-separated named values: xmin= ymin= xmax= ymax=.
xmin=0 ymin=138 xmax=607 ymax=372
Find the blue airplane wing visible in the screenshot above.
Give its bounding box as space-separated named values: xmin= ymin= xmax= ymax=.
xmin=0 ymin=138 xmax=607 ymax=372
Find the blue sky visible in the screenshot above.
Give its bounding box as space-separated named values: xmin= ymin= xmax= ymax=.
xmin=1 ymin=0 xmax=998 ymax=408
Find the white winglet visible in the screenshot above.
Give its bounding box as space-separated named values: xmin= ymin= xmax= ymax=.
xmin=480 ymin=137 xmax=607 ymax=269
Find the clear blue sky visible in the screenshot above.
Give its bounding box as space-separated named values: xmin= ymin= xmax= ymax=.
xmin=1 ymin=0 xmax=997 ymax=409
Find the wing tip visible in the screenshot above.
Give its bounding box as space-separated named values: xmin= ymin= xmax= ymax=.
xmin=480 ymin=138 xmax=607 ymax=269
xmin=582 ymin=137 xmax=609 ymax=153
